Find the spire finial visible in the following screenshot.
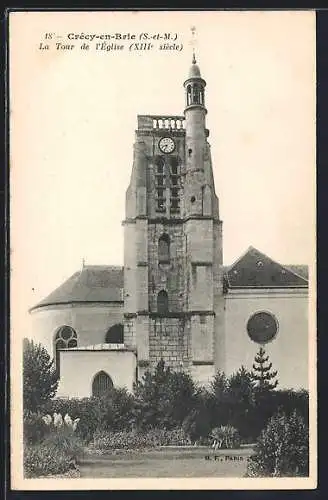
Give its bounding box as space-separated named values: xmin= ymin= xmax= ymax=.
xmin=190 ymin=26 xmax=197 ymax=64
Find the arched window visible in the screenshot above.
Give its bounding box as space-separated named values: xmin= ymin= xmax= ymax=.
xmin=92 ymin=371 xmax=113 ymax=397
xmin=191 ymin=84 xmax=199 ymax=104
xmin=157 ymin=290 xmax=169 ymax=314
xmin=105 ymin=323 xmax=124 ymax=344
xmin=54 ymin=326 xmax=77 ymax=373
xmin=187 ymin=85 xmax=192 ymax=106
xmin=158 ymin=234 xmax=170 ymax=264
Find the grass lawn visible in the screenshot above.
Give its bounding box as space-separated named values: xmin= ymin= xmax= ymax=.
xmin=79 ymin=446 xmax=254 ymax=478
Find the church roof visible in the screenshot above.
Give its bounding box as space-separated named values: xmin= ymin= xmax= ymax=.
xmin=188 ymin=61 xmax=201 ymax=78
xmin=225 ymin=247 xmax=308 ymax=289
xmin=30 ymin=248 xmax=308 ymax=312
xmin=30 ymin=265 xmax=124 ymax=311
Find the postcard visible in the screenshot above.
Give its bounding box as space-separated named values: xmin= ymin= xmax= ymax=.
xmin=9 ymin=9 xmax=317 ymax=490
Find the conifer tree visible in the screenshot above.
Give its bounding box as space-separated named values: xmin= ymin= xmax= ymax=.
xmin=251 ymin=346 xmax=278 ymax=391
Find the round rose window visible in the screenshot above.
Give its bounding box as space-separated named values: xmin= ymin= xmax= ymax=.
xmin=247 ymin=312 xmax=278 ymax=344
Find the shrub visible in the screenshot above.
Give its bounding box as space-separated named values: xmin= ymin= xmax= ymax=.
xmin=210 ymin=425 xmax=241 ymax=449
xmin=43 ymin=398 xmax=103 ymax=442
xmin=251 ymin=389 xmax=309 ymax=442
xmin=95 ymin=388 xmax=136 ymax=432
xmin=23 ymin=339 xmax=59 ymax=412
xmin=23 ymin=411 xmax=50 ymax=444
xmin=91 ymin=428 xmax=191 ymax=451
xmin=43 ymin=389 xmax=136 ymax=442
xmin=181 ymin=389 xmax=215 ymax=442
xmin=24 ymin=443 xmax=75 ymax=478
xmin=23 ymin=414 xmax=83 ymax=478
xmin=246 ymin=410 xmax=309 ymax=477
xmin=209 ymin=368 xmax=309 ymax=444
xmin=209 ymin=368 xmax=258 ymax=442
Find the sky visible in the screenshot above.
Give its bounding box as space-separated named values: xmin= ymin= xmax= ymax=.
xmin=9 ymin=11 xmax=316 ymax=336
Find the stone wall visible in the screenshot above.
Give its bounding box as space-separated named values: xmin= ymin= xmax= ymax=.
xmin=149 ymin=317 xmax=190 ymax=370
xmin=148 ymin=223 xmax=185 ymax=313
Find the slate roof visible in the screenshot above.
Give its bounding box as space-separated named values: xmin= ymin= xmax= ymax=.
xmin=30 ymin=265 xmax=124 ymax=311
xmin=225 ymin=247 xmax=308 ymax=289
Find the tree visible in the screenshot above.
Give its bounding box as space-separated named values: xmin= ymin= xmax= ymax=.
xmin=226 ymin=366 xmax=256 ymax=440
xmin=210 ymin=370 xmax=228 ymax=403
xmin=133 ymin=359 xmax=197 ymax=430
xmin=163 ymin=370 xmax=196 ymax=427
xmin=182 ymin=387 xmax=215 ymax=442
xmin=251 ymin=346 xmax=278 ymax=391
xmin=228 ymin=366 xmax=255 ymax=405
xmin=23 ymin=338 xmax=59 ymax=412
xmin=133 ymin=359 xmax=172 ymax=429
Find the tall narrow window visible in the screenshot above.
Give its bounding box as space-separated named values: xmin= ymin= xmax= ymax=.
xmin=157 ymin=290 xmax=169 ymax=314
xmin=158 ymin=234 xmax=170 ymax=264
xmin=105 ymin=323 xmax=124 ymax=343
xmin=54 ymin=326 xmax=77 ymax=373
xmin=92 ymin=371 xmax=113 ymax=397
xmin=155 ymin=156 xmax=166 ymax=212
xmin=171 ymin=199 xmax=179 ymax=211
xmin=170 ymin=157 xmax=179 ymax=175
xmin=170 ymin=157 xmax=180 ymax=213
xmin=155 ymin=156 xmax=165 ymax=174
xmin=187 ymin=85 xmax=192 ymax=106
xmin=193 ymin=84 xmax=200 ymax=104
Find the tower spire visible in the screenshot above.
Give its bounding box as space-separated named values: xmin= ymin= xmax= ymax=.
xmin=184 ymin=26 xmax=206 ymax=109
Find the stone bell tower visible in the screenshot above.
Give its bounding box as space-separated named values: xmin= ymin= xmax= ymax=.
xmin=122 ymin=54 xmax=225 ymax=384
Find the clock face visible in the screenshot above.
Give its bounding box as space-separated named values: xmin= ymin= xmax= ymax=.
xmin=159 ymin=137 xmax=175 ymax=154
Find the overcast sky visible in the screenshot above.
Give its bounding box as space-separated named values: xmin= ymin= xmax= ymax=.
xmin=10 ymin=11 xmax=315 ymax=336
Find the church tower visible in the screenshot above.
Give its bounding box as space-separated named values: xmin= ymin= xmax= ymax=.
xmin=123 ymin=55 xmax=225 ymax=384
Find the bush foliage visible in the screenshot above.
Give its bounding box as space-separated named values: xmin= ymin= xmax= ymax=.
xmin=246 ymin=410 xmax=309 ymax=477
xmin=91 ymin=427 xmax=191 ymax=451
xmin=133 ymin=359 xmax=197 ymax=430
xmin=23 ymin=411 xmax=50 ymax=444
xmin=23 ymin=338 xmax=59 ymax=412
xmin=43 ymin=387 xmax=135 ymax=442
xmin=24 ymin=442 xmax=75 ymax=478
xmin=210 ymin=425 xmax=241 ymax=449
xmin=23 ymin=354 xmax=309 ymax=476
xmin=24 ymin=415 xmax=84 ymax=478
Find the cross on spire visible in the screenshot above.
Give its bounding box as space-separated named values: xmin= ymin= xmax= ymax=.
xmin=190 ymin=26 xmax=197 ymax=63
